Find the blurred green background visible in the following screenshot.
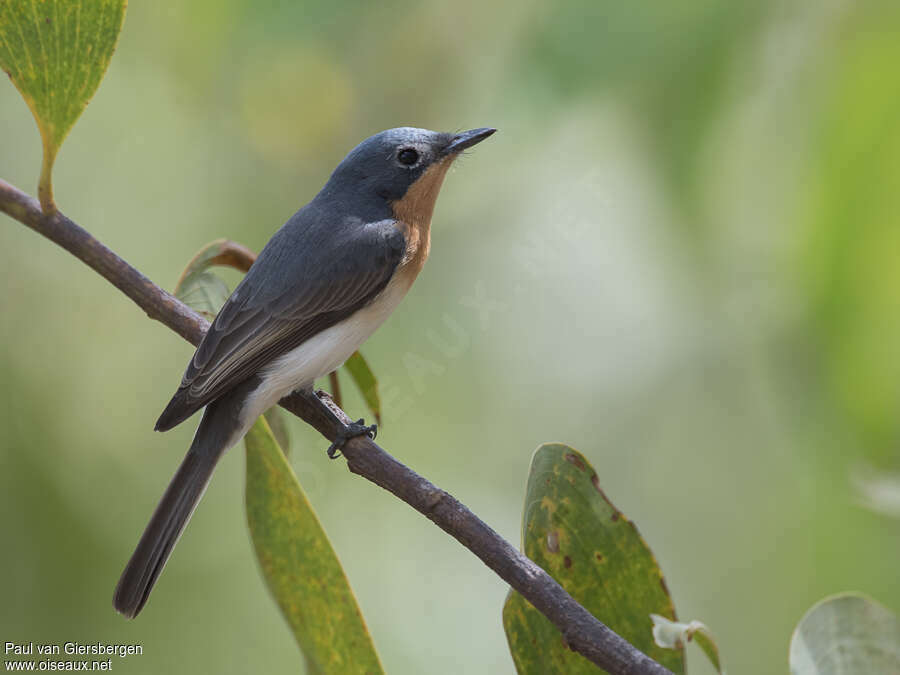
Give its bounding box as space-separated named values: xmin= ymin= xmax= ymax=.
xmin=2 ymin=0 xmax=899 ymax=673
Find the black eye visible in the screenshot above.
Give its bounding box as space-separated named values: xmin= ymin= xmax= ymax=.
xmin=397 ymin=148 xmax=419 ymax=166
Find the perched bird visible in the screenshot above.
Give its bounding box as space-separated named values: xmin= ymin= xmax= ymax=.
xmin=113 ymin=126 xmax=496 ymax=618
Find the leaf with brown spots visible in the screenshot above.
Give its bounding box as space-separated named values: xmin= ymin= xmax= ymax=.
xmin=0 ymin=0 xmax=127 ymax=211
xmin=503 ymin=443 xmax=684 ymax=674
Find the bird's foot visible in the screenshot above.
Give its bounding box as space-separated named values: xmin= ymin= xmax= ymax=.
xmin=326 ymin=419 xmax=377 ymax=460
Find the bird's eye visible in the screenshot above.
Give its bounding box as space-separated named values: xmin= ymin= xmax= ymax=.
xmin=397 ymin=148 xmax=420 ymax=166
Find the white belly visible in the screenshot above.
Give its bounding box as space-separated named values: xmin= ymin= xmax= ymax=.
xmin=238 ymin=275 xmax=412 ymax=428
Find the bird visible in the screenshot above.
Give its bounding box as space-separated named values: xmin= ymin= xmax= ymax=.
xmin=113 ymin=126 xmax=496 ymax=618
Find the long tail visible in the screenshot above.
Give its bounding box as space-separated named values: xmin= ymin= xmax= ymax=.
xmin=113 ymin=382 xmax=254 ymax=619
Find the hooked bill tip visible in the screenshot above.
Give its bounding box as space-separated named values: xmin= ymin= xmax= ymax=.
xmin=444 ymin=127 xmax=497 ymax=154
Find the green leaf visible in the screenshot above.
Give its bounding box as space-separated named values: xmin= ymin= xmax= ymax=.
xmin=0 ymin=0 xmax=127 ymax=211
xmin=343 ymin=351 xmax=381 ymax=426
xmin=790 ymin=593 xmax=900 ymax=674
xmin=503 ymin=443 xmax=684 ymax=675
xmin=650 ymin=614 xmax=723 ymax=673
xmin=263 ymin=407 xmax=291 ymax=456
xmin=245 ymin=417 xmax=384 ymax=675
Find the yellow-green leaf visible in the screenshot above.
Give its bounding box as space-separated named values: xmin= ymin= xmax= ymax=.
xmin=0 ymin=0 xmax=127 ymax=211
xmin=343 ymin=351 xmax=381 ymax=426
xmin=245 ymin=418 xmax=384 ymax=675
xmin=790 ymin=593 xmax=900 ymax=675
xmin=263 ymin=407 xmax=291 ymax=456
xmin=503 ymin=443 xmax=684 ymax=675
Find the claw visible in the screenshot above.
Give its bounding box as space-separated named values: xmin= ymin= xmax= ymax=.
xmin=326 ymin=419 xmax=377 ymax=459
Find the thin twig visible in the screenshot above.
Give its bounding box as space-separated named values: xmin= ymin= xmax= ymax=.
xmin=0 ymin=177 xmax=673 ymax=675
xmin=328 ymin=371 xmax=343 ymax=409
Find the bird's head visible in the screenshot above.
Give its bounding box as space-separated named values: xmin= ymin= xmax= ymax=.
xmin=319 ymin=126 xmax=496 ymax=225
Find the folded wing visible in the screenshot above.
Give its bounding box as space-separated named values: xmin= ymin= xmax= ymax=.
xmin=156 ymin=215 xmax=406 ymax=431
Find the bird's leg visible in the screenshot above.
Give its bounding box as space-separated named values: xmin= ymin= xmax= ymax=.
xmin=326 ymin=418 xmax=378 ymax=459
xmin=296 ymin=389 xmax=377 ymax=459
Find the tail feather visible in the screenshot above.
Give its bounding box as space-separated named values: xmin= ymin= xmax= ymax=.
xmin=113 ymin=443 xmax=219 ymax=618
xmin=113 ymin=377 xmax=261 ymax=619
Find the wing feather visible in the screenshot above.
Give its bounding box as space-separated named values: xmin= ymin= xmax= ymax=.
xmin=156 ymin=215 xmax=406 ymax=431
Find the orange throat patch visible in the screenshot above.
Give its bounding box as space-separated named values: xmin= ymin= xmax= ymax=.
xmin=390 ymin=158 xmax=453 ymax=285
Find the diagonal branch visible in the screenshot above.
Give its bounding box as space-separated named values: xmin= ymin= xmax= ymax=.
xmin=0 ymin=177 xmax=673 ymax=675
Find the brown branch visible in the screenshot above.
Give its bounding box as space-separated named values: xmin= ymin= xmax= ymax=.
xmin=0 ymin=179 xmax=207 ymax=345
xmin=0 ymin=177 xmax=674 ymax=675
